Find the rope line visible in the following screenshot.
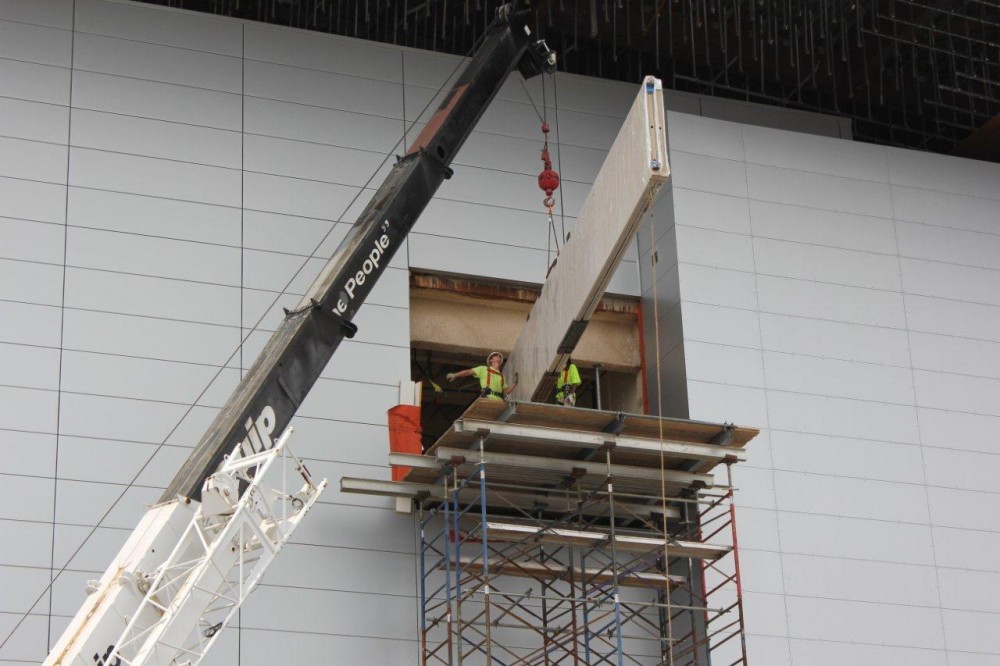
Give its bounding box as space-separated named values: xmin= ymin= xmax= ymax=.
xmin=649 ymin=190 xmax=675 ymax=666
xmin=553 ymin=74 xmax=568 ymax=245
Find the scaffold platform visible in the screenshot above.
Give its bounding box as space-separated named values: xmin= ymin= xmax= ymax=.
xmin=341 ymin=400 xmax=758 ymax=666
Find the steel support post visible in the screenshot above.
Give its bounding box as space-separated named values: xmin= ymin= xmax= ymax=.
xmin=604 ymin=448 xmax=624 ymax=666
xmin=478 ymin=436 xmax=493 ymax=665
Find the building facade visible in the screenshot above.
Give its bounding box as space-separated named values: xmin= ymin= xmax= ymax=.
xmin=1 ymin=0 xmax=998 ymax=664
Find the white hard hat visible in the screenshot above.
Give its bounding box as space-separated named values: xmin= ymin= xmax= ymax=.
xmin=487 ymin=351 xmax=504 ymax=363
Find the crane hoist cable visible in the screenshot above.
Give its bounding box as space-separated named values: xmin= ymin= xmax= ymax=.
xmin=648 ymin=190 xmax=675 ymax=666
xmin=519 ymin=73 xmax=563 ymax=272
xmin=537 ymin=75 xmax=562 ymax=271
xmin=540 ymin=118 xmax=562 ymax=270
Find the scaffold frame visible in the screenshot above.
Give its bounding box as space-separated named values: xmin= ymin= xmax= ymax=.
xmin=342 ymin=400 xmax=757 ymax=666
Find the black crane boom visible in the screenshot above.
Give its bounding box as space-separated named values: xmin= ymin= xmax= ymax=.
xmin=161 ymin=2 xmax=554 ymax=503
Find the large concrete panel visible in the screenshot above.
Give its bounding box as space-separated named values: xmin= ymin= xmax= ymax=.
xmin=759 ymin=311 xmax=911 ymax=366
xmin=0 ymin=136 xmax=67 ymax=184
xmin=905 ymin=294 xmax=1000 ymax=343
xmin=756 ymin=274 xmax=907 ymax=328
xmin=0 ymin=176 xmax=66 ymax=223
xmin=67 ymin=225 xmax=241 ymax=286
xmin=887 ymin=146 xmax=1000 ymax=201
xmin=897 ymin=220 xmax=1000 ymax=271
xmin=769 ymin=430 xmax=925 ymax=484
xmin=742 ymin=122 xmax=887 ymax=182
xmin=245 ymin=21 xmax=401 ymax=81
xmin=0 ymin=96 xmax=68 ymax=143
xmin=673 ymin=188 xmax=750 ymax=234
xmin=781 ymin=552 xmax=940 ymax=606
xmin=891 ymin=184 xmax=1000 ymax=235
xmin=72 ymin=69 xmax=241 ymax=130
xmin=676 ymin=224 xmax=756 ymax=272
xmin=901 ymin=257 xmax=1000 ymax=307
xmin=789 ymin=639 xmax=946 ymax=666
xmin=746 ymin=162 xmax=893 ymax=217
xmin=71 ymin=108 xmax=242 ymax=168
xmin=670 ymin=150 xmax=748 ymax=197
xmin=763 ymin=351 xmax=916 ymax=405
xmin=0 ymin=19 xmax=71 ymax=66
xmin=684 ymin=340 xmax=765 ymax=388
xmin=74 ymin=32 xmax=242 ymax=92
xmin=68 ymin=187 xmax=241 ymax=245
xmin=665 ymin=111 xmax=744 ymax=161
xmin=0 ymin=218 xmax=65 ymax=265
xmin=680 ymin=301 xmax=762 ymax=348
xmin=766 ymin=390 xmax=920 ymax=444
xmin=0 ymin=58 xmax=70 ymax=105
xmin=0 ymin=0 xmax=72 ymax=28
xmin=753 ymin=236 xmax=902 ymax=291
xmin=785 ymin=595 xmax=945 ymax=649
xmin=69 ymin=148 xmax=241 ymax=207
xmin=749 ymin=199 xmax=899 ymax=253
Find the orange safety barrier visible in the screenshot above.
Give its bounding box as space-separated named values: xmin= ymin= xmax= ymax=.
xmin=388 ymin=404 xmax=422 ymax=481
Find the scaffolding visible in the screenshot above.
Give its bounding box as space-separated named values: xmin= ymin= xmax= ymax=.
xmin=344 ymin=400 xmax=757 ymax=666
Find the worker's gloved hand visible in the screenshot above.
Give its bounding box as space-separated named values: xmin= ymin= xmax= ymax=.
xmin=446 ymin=373 xmax=456 ymax=382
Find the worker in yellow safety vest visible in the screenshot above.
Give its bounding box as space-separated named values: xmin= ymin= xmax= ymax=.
xmin=554 ymin=359 xmax=582 ymax=406
xmin=447 ymin=351 xmax=517 ymax=401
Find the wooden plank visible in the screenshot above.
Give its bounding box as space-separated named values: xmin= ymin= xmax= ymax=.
xmin=504 ymin=78 xmax=670 ymax=404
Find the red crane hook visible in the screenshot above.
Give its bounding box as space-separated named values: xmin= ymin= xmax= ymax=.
xmin=537 ymin=122 xmax=560 ymax=210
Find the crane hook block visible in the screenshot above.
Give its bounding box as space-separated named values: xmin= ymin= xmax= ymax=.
xmin=538 ymin=168 xmax=560 ymax=197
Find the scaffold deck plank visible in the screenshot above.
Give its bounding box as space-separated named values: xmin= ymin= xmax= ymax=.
xmin=484 ymin=522 xmax=731 ymax=560
xmin=434 ymin=446 xmax=714 ymax=488
xmin=339 ymin=477 xmax=681 ymax=519
xmin=456 ymin=556 xmax=686 ymax=589
xmin=422 ymin=400 xmax=754 ymax=475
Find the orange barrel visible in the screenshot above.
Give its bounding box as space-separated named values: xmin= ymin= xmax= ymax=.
xmin=388 ymin=404 xmax=423 ymax=481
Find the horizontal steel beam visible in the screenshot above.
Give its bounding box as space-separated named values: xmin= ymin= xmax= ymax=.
xmin=339 ymin=477 xmax=680 ymax=518
xmin=456 ymin=556 xmax=685 ymax=589
xmin=389 ymin=452 xmax=440 ymax=469
xmin=484 ymin=521 xmax=731 ymax=560
xmin=435 ymin=446 xmax=715 ymax=488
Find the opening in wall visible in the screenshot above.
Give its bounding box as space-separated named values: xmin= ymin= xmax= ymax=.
xmin=409 ymin=272 xmax=645 ymax=447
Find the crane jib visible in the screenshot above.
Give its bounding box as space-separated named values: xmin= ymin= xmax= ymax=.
xmin=158 ymin=4 xmax=553 ymax=504
xmin=42 ymin=5 xmax=558 ymax=666
xmin=337 ymin=227 xmax=391 ymax=311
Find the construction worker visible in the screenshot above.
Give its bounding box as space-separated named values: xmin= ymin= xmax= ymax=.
xmin=554 ymin=358 xmax=582 ymax=406
xmin=447 ymin=351 xmax=517 ymax=401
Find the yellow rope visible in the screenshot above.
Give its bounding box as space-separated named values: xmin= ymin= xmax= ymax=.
xmin=647 ymin=191 xmax=675 ymax=666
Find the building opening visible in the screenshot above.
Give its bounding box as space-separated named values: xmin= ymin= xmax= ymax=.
xmin=409 ymin=272 xmax=645 ymax=448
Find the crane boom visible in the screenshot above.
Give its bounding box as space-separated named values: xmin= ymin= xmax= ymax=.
xmin=44 ymin=5 xmax=554 ymax=664
xmin=164 ymin=3 xmax=554 ymax=504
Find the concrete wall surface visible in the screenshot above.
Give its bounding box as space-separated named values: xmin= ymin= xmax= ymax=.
xmin=642 ymin=110 xmax=1000 ymax=665
xmin=1 ymin=0 xmax=997 ymax=664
